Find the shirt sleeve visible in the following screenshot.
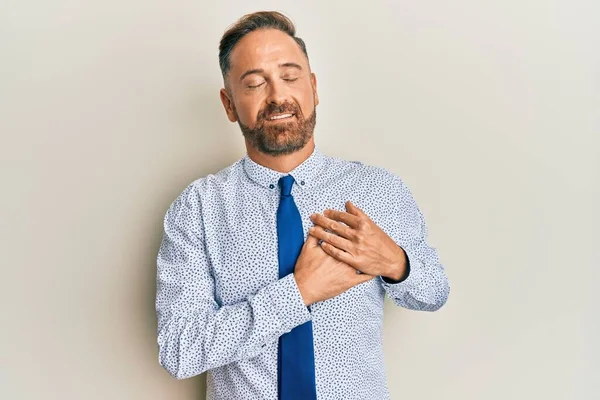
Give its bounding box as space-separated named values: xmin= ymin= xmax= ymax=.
xmin=155 ymin=183 xmax=312 ymax=379
xmin=377 ymin=174 xmax=450 ymax=311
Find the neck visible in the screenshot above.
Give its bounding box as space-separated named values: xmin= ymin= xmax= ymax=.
xmin=246 ymin=139 xmax=315 ymax=173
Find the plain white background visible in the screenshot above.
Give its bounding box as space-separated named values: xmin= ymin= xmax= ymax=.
xmin=1 ymin=1 xmax=598 ymax=399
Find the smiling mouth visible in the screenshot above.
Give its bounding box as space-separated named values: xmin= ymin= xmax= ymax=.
xmin=265 ymin=113 xmax=295 ymax=121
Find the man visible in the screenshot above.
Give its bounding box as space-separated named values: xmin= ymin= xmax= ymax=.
xmin=156 ymin=11 xmax=450 ymax=400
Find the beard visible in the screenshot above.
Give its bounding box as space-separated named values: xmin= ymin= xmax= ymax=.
xmin=235 ymin=100 xmax=317 ymax=156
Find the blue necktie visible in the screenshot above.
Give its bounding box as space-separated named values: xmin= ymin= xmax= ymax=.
xmin=276 ymin=174 xmax=317 ymax=400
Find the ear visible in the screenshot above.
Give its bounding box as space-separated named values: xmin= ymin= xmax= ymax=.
xmin=220 ymin=88 xmax=238 ymax=122
xmin=310 ymin=72 xmax=319 ymax=107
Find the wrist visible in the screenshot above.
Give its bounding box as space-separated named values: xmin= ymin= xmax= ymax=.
xmin=385 ymin=248 xmax=408 ymax=281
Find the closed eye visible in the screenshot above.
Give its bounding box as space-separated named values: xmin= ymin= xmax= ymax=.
xmin=247 ymin=82 xmax=265 ymax=89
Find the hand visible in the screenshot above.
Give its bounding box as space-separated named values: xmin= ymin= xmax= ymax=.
xmin=308 ymin=201 xmax=408 ymax=281
xmin=293 ymin=227 xmax=375 ymax=306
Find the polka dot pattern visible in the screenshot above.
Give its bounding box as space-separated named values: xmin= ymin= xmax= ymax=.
xmin=156 ymin=145 xmax=450 ymax=399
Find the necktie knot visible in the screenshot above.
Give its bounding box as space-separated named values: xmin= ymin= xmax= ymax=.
xmin=278 ymin=175 xmax=295 ymax=197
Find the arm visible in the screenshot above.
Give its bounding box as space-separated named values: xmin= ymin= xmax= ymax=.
xmin=377 ymin=175 xmax=450 ymax=311
xmin=156 ymin=183 xmax=311 ymax=379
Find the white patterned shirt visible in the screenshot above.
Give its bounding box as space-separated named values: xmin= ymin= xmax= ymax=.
xmin=155 ymin=145 xmax=450 ymax=400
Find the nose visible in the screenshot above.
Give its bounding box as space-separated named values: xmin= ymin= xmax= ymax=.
xmin=265 ymin=79 xmax=287 ymax=105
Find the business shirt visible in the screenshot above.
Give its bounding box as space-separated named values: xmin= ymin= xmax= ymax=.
xmin=156 ymin=145 xmax=450 ymax=400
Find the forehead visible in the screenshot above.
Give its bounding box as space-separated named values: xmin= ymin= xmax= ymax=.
xmin=229 ymin=29 xmax=307 ymax=75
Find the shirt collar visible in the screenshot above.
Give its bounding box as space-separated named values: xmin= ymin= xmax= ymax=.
xmin=243 ymin=145 xmax=327 ymax=191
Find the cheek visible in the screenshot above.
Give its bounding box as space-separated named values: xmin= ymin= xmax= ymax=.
xmin=298 ymin=85 xmax=316 ymax=106
xmin=234 ymin=100 xmax=260 ymax=125
xmin=298 ymin=92 xmax=316 ymax=115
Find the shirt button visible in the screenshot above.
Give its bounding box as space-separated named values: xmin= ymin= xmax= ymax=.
xmin=269 ymin=184 xmax=275 ymax=189
xmin=300 ymin=180 xmax=305 ymax=185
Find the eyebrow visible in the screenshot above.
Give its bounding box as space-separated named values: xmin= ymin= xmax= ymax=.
xmin=239 ymin=62 xmax=303 ymax=82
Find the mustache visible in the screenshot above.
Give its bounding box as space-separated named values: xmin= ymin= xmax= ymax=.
xmin=258 ymin=102 xmax=301 ymax=121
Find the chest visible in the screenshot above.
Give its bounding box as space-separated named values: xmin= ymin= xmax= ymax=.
xmin=201 ymin=183 xmax=391 ymax=310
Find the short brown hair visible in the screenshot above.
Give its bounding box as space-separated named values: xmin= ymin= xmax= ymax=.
xmin=218 ymin=11 xmax=309 ymax=78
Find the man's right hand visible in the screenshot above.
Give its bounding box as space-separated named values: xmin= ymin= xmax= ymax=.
xmin=294 ymin=230 xmax=374 ymax=306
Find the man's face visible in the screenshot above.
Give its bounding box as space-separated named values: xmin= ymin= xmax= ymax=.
xmin=220 ymin=29 xmax=319 ymax=156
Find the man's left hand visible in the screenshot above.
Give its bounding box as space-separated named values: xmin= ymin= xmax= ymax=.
xmin=308 ymin=201 xmax=408 ymax=280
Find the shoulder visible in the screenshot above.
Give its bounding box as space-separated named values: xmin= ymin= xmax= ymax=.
xmin=341 ymin=156 xmax=408 ymax=192
xmin=321 ymin=152 xmax=396 ymax=182
xmin=166 ymin=158 xmax=244 ymax=215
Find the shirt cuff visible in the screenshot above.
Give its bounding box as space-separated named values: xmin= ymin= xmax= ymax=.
xmin=265 ymin=273 xmax=312 ymax=333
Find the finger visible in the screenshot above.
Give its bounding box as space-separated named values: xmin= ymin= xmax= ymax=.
xmin=309 ymin=225 xmax=353 ymax=252
xmin=308 ymin=225 xmax=330 ymax=239
xmin=323 ymin=209 xmax=360 ymax=229
xmin=345 ymin=201 xmax=368 ymax=218
xmin=320 ymin=241 xmax=356 ymax=267
xmin=312 ymin=213 xmax=355 ymax=240
xmin=305 ymin=227 xmax=321 ymax=247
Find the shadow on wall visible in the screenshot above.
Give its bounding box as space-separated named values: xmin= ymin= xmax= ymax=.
xmin=140 ymin=80 xmax=242 ymax=396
